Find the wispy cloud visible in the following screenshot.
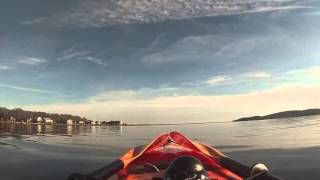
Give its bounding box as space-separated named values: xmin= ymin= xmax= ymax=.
xmin=89 ymin=90 xmax=140 ymax=102
xmin=23 ymin=0 xmax=308 ymax=28
xmin=199 ymin=66 xmax=320 ymax=92
xmin=84 ymin=57 xmax=108 ymax=67
xmin=285 ymin=65 xmax=320 ymax=81
xmin=204 ymin=76 xmax=231 ymax=86
xmin=139 ymin=31 xmax=281 ymax=67
xmin=58 ymin=45 xmax=108 ymax=66
xmin=19 ymin=57 xmax=47 ymax=65
xmin=247 ymin=71 xmax=272 ymax=78
xmin=89 ymin=87 xmax=181 ymax=103
xmin=20 ymin=17 xmax=46 ymax=26
xmin=58 ymin=45 xmax=90 ymax=61
xmin=201 ymin=71 xmax=271 ymax=88
xmin=0 ymin=65 xmax=13 ymax=70
xmin=0 ymin=83 xmax=54 ymax=94
xmin=140 ymin=34 xmax=226 ymax=67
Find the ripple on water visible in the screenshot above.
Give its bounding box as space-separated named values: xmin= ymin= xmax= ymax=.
xmin=0 ymin=140 xmax=23 ymax=149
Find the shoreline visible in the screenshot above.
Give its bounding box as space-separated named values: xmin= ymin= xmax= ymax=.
xmin=0 ymin=121 xmax=121 ymax=127
xmin=0 ymin=121 xmax=224 ymax=127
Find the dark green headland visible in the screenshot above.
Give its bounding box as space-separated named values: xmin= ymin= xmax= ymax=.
xmin=233 ymin=109 xmax=320 ymax=122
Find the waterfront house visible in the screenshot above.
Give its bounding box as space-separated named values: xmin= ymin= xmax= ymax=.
xmin=10 ymin=116 xmax=16 ymax=123
xmin=44 ymin=118 xmax=54 ymax=124
xmin=26 ymin=118 xmax=32 ymax=124
xmin=78 ymin=120 xmax=85 ymax=125
xmin=91 ymin=121 xmax=101 ymax=126
xmin=67 ymin=119 xmax=74 ymax=126
xmin=37 ymin=117 xmax=43 ymax=123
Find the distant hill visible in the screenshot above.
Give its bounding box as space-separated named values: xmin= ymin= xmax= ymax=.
xmin=233 ymin=109 xmax=320 ymax=122
xmin=0 ymin=107 xmax=91 ymax=124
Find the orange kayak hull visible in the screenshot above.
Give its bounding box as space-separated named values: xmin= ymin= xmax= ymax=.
xmin=113 ymin=131 xmax=242 ymax=180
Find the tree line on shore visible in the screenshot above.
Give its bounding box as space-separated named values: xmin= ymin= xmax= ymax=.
xmin=0 ymin=107 xmax=91 ymax=124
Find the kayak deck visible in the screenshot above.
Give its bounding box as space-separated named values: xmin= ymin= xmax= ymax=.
xmin=110 ymin=132 xmax=242 ymax=180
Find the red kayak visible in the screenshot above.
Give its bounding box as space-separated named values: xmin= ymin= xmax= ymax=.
xmin=114 ymin=131 xmax=241 ymax=180
xmin=68 ymin=131 xmax=283 ymax=180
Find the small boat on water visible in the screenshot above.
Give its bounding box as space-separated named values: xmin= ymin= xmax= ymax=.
xmin=67 ymin=131 xmax=283 ymax=180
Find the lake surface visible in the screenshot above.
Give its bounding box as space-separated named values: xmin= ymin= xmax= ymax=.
xmin=1 ymin=116 xmax=320 ymax=180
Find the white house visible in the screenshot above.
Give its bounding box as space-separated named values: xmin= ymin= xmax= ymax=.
xmin=67 ymin=119 xmax=74 ymax=125
xmin=10 ymin=116 xmax=16 ymax=122
xmin=91 ymin=121 xmax=101 ymax=125
xmin=37 ymin=117 xmax=43 ymax=123
xmin=78 ymin=120 xmax=85 ymax=125
xmin=44 ymin=118 xmax=54 ymax=124
xmin=26 ymin=118 xmax=32 ymax=123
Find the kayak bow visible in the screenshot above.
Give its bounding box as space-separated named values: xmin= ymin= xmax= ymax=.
xmin=68 ymin=131 xmax=283 ymax=180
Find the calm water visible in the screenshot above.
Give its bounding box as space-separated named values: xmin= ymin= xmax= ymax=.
xmin=1 ymin=116 xmax=320 ymax=180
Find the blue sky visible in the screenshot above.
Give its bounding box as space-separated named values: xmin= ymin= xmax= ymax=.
xmin=1 ymin=0 xmax=320 ymax=123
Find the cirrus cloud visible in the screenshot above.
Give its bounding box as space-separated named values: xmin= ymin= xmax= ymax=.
xmin=0 ymin=82 xmax=54 ymax=94
xmin=204 ymin=76 xmax=231 ymax=86
xmin=0 ymin=65 xmax=13 ymax=70
xmin=58 ymin=45 xmax=108 ymax=67
xmin=18 ymin=57 xmax=47 ymax=65
xmin=247 ymin=71 xmax=272 ymax=78
xmin=22 ymin=0 xmax=308 ymax=28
